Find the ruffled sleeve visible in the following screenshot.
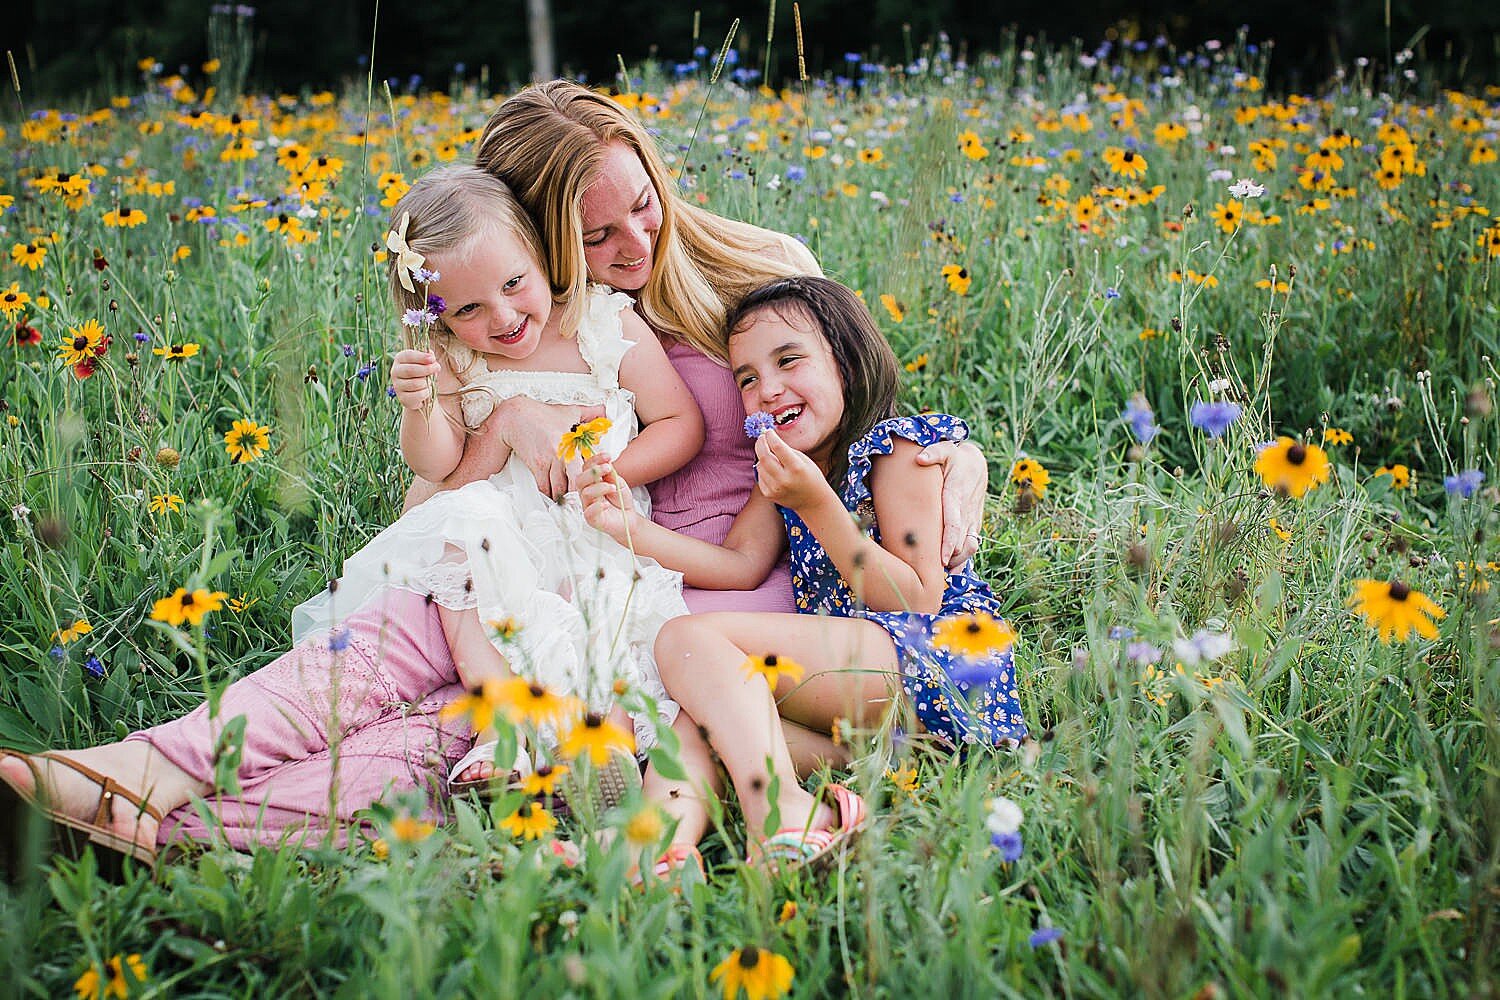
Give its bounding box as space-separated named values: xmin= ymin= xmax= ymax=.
xmin=574 ymin=285 xmax=637 ymax=390
xmin=843 ymin=414 xmax=970 ymax=507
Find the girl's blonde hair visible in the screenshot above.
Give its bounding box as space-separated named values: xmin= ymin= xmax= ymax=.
xmin=386 ymin=164 xmax=549 ymax=374
xmin=476 ymin=80 xmax=812 ymax=365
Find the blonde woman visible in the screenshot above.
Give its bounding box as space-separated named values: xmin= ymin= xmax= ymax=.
xmin=415 ymin=81 xmax=991 ymax=861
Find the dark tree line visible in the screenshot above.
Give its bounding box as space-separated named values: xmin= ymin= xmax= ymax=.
xmin=8 ymin=0 xmax=1499 ymax=100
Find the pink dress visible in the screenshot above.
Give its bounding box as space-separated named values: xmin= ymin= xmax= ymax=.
xmin=650 ymin=342 xmax=795 ymax=614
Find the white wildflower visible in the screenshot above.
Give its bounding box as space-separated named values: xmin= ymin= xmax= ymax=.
xmin=1229 ymin=178 xmax=1266 ymax=199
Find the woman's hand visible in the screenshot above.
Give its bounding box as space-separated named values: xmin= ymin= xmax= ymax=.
xmin=579 ymin=454 xmax=641 ymax=544
xmin=914 ymin=440 xmax=989 ymax=569
xmin=754 ymin=430 xmax=837 ymax=512
xmin=493 ymin=397 xmax=607 ymax=501
xmin=390 ymin=350 xmax=440 ymax=410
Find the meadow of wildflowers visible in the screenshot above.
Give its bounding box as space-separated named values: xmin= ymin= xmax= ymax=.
xmin=1 ymin=27 xmax=1497 ymax=997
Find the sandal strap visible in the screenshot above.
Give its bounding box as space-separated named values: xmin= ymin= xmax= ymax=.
xmin=40 ymin=751 xmax=164 ymax=823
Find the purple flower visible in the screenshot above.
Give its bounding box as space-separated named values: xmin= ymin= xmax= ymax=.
xmin=355 ymin=363 xmax=374 ymax=381
xmin=991 ymin=830 xmax=1023 ymax=861
xmin=411 ymin=266 xmax=441 ymax=285
xmin=402 ymin=308 xmax=435 ymax=329
xmin=328 ymin=627 xmax=351 ymax=652
xmin=744 ymin=412 xmax=775 ymax=439
xmin=49 ymin=645 xmax=65 ymax=661
xmin=1126 ymin=640 xmax=1163 ymax=665
xmin=785 ymin=166 xmax=806 ymax=182
xmin=1122 ymin=396 xmax=1159 ymax=444
xmin=1444 ymin=469 xmax=1485 ymax=497
xmin=1189 ymin=400 xmax=1242 ymax=438
xmin=1029 ymin=927 xmax=1064 ymax=947
xmin=1107 ymin=626 xmax=1134 ymax=640
xmin=83 ymin=655 xmax=105 ymax=678
xmin=1105 ymin=287 xmax=1120 ymax=300
xmin=426 ymin=293 xmax=446 ymax=315
xmin=133 ymin=331 xmax=150 ymax=343
xmin=340 ymin=343 xmax=355 ymax=358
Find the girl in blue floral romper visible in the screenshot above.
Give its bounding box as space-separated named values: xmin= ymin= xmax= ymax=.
xmin=580 ymin=276 xmax=1024 ymax=866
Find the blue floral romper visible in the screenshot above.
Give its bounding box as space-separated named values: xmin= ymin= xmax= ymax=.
xmin=779 ymin=414 xmax=1027 ymax=747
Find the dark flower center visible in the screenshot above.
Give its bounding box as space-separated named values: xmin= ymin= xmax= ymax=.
xmin=738 ymin=946 xmax=761 ymax=969
xmin=965 ymin=621 xmax=982 ymax=635
xmin=72 ymin=335 xmax=88 ymax=350
xmin=763 ymin=654 xmax=778 ymax=667
xmin=528 ymin=683 xmax=545 ymax=698
xmin=1388 ymin=581 xmax=1410 ymax=601
xmin=180 ymin=593 xmax=196 ymax=607
xmin=584 ymin=712 xmax=604 ymax=728
xmin=1286 ymin=444 xmax=1307 ymax=465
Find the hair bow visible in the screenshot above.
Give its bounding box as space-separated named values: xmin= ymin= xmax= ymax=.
xmin=385 ymin=212 xmax=426 ymax=293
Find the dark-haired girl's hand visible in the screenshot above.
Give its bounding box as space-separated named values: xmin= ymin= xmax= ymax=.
xmin=754 ymin=429 xmax=837 ymax=513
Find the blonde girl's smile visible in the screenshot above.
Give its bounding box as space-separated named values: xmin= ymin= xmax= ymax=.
xmin=427 ymin=224 xmax=553 ymax=361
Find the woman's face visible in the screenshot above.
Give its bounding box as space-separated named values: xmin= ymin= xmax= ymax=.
xmin=579 ymin=142 xmax=662 ymax=292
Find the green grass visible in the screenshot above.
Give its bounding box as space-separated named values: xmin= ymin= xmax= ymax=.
xmin=1 ymin=29 xmax=1497 ymax=998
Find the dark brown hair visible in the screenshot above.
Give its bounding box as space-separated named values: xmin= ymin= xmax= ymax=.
xmin=725 ymin=276 xmax=901 ymax=487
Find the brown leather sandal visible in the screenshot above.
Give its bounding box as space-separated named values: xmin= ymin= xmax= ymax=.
xmin=1 ymin=749 xmax=162 ymax=877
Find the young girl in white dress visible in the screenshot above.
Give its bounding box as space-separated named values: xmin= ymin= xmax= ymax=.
xmin=296 ymin=164 xmax=704 ymax=793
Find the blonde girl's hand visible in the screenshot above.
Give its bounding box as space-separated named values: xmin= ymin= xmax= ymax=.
xmin=391 ymin=349 xmax=441 ymax=410
xmin=754 ymin=429 xmax=834 ymax=511
xmin=579 ymin=455 xmax=638 ymax=543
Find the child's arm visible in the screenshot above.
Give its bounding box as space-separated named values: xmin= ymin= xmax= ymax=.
xmin=756 ymin=430 xmax=947 ymax=614
xmin=607 ymin=309 xmax=704 ymax=487
xmin=393 ymin=349 xmax=481 ymax=482
xmin=579 ymin=458 xmax=785 ymax=590
xmin=438 ymin=605 xmax=512 ymax=747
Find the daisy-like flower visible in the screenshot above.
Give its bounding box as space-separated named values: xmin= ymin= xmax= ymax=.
xmin=878 ymin=293 xmax=904 ymax=323
xmin=11 ymin=242 xmax=47 ymax=270
xmin=401 ymin=307 xmax=436 ymax=329
xmin=73 ymin=952 xmax=148 ymax=1000
xmin=390 ymin=814 xmax=435 ymax=843
xmin=102 ymin=206 xmax=148 ymax=228
xmin=1228 ymin=178 xmax=1266 ymax=199
xmin=1322 ymin=427 xmax=1353 ymax=446
xmin=709 ymin=946 xmax=795 ymax=1000
xmin=54 ymin=619 xmax=93 ymax=644
xmin=744 ymin=412 xmax=775 ymax=439
xmin=152 ymin=342 xmax=201 ymax=361
xmin=1209 ymin=200 xmax=1243 ymax=234
xmin=623 ymin=803 xmax=666 ymax=849
xmin=932 ymin=611 xmax=1016 ymax=659
xmin=148 ymin=493 xmax=183 ymax=514
xmin=940 ymin=264 xmax=972 ymax=295
xmin=12 ymin=321 xmax=42 ymax=347
xmin=743 ymin=652 xmax=805 ymax=689
xmin=886 ymin=764 xmax=919 ymax=794
xmin=521 ymin=763 xmax=568 ymax=797
xmin=1253 ymin=437 xmax=1331 ymax=498
xmin=557 ymin=417 xmax=614 ymax=461
xmin=1009 ymin=457 xmax=1050 ymax=498
xmin=223 ymin=418 xmax=272 ymax=463
xmin=56 ymin=319 xmax=106 ymax=366
xmin=558 ymin=712 xmax=634 ymax=766
xmin=500 ymin=801 xmax=557 ymax=840
xmin=150 ymin=587 xmax=228 ymax=627
xmin=957 ymin=130 xmax=989 ymax=160
xmin=1103 ymin=146 xmax=1148 ymax=178
xmin=441 ymin=677 xmax=582 ymax=732
xmin=1349 ymin=579 xmax=1445 ymax=643
xmin=1373 ymin=464 xmax=1411 ymax=489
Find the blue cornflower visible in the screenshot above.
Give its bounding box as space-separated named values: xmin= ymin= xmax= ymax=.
xmin=1029 ymin=927 xmax=1064 ymax=947
xmin=1444 ymin=469 xmax=1485 ymax=497
xmin=1123 ymin=396 xmax=1159 ymax=444
xmin=1105 ymin=287 xmax=1120 ymax=299
xmin=355 ymin=363 xmax=375 ymax=381
xmin=340 ymin=343 xmax=355 ymax=358
xmin=1189 ymin=400 xmax=1242 ymax=438
xmin=84 ymin=655 xmax=105 ymax=678
xmin=744 ymin=412 xmax=775 ymax=439
xmin=1107 ymin=625 xmax=1134 ymax=640
xmin=991 ymin=830 xmax=1023 ymax=861
xmin=411 ymin=266 xmax=441 ymax=285
xmin=426 ymin=293 xmax=446 ymax=315
xmin=1127 ymin=640 xmax=1163 ymax=665
xmin=785 ymin=166 xmax=806 ymax=182
xmin=133 ymin=331 xmax=150 ymax=343
xmin=387 ymin=386 xmax=397 ymax=398
xmin=328 ymin=627 xmax=352 ymax=653
xmin=402 ymin=308 xmax=435 ymax=329
xmin=49 ymin=645 xmax=66 ymax=661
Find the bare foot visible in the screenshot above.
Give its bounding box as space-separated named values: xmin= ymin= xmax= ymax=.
xmin=454 ymin=759 xmax=497 ymax=784
xmin=0 ymin=744 xmax=202 ymax=852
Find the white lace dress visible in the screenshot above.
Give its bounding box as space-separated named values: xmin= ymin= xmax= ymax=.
xmin=292 ymin=287 xmax=687 ymax=749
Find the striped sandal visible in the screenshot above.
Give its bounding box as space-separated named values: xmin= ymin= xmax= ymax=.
xmin=629 ymin=843 xmax=706 ymax=889
xmin=447 ymin=740 xmax=533 ymax=799
xmin=1 ymin=749 xmax=162 ymax=879
xmin=758 ymin=783 xmax=868 ymax=873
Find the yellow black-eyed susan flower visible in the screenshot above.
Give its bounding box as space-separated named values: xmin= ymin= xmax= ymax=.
xmin=74 ymin=953 xmax=148 ymax=1000
xmin=102 ymin=206 xmax=147 ymax=228
xmin=1253 ymin=437 xmax=1331 ymax=498
xmin=1322 ymin=427 xmax=1353 ymax=446
xmin=558 ymin=712 xmax=634 ymax=765
xmin=152 ymin=341 xmax=201 ymax=362
xmin=557 ymin=416 xmax=613 ymax=461
xmin=931 ymin=611 xmax=1016 ymax=659
xmin=223 ymin=418 xmax=272 ymax=463
xmin=743 ymin=653 xmax=805 ymax=689
xmin=0 ymin=283 xmax=33 ymax=320
xmin=521 ymin=764 xmax=568 ymax=797
xmin=940 ymin=264 xmax=971 ymax=296
xmin=1103 ymin=146 xmax=1148 ymax=178
xmin=390 ymin=814 xmax=435 ymax=843
xmin=53 ymin=619 xmax=93 ymax=644
xmin=710 ymin=946 xmax=795 ymax=1000
xmin=500 ymin=801 xmax=556 ymax=840
xmin=10 ymin=242 xmax=46 ymax=270
xmin=1374 ymin=464 xmax=1412 ymax=490
xmin=1348 ymin=579 xmax=1445 ymax=643
xmin=879 ymin=294 xmax=905 ymax=323
xmin=1009 ymin=458 xmax=1050 ymax=499
xmin=150 ymin=587 xmax=228 ymax=628
xmin=149 ymin=493 xmax=184 ymax=514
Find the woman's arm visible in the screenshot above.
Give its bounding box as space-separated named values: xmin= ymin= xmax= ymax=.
xmin=609 ymin=309 xmax=705 ymax=487
xmin=579 ymin=458 xmax=784 ymax=590
xmin=756 ymin=431 xmax=946 ymax=614
xmin=915 ymin=440 xmax=989 ymax=569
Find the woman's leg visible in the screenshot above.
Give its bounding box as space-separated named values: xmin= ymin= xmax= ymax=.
xmin=653 ymin=612 xmax=897 ymax=842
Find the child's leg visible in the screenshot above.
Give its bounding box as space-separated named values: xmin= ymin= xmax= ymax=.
xmin=653 ymin=612 xmax=897 ymax=842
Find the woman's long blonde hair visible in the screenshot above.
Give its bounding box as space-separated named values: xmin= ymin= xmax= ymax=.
xmin=476 ymin=80 xmax=814 ymax=365
xmin=385 ymin=164 xmax=550 ymax=377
